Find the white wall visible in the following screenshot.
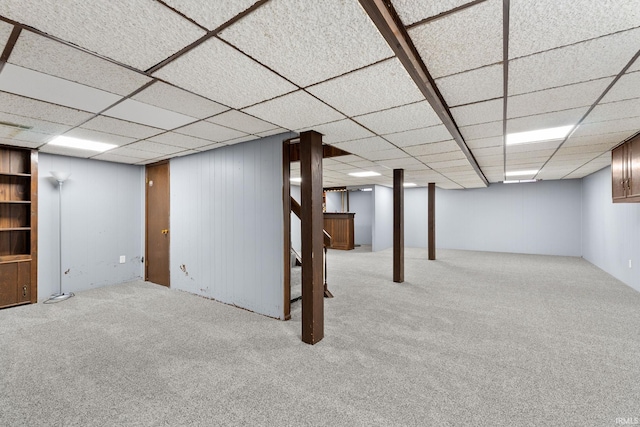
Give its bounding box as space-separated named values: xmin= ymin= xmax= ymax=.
xmin=582 ymin=166 xmax=640 ymax=292
xmin=325 ymin=191 xmax=342 ymax=213
xmin=291 ymin=184 xmax=301 ymax=254
xmin=170 ymin=134 xmax=291 ymax=319
xmin=372 ymin=185 xmax=393 ymax=252
xmin=405 ymin=188 xmax=428 ymax=248
xmin=349 ymin=190 xmax=373 ymax=245
xmin=38 ymin=154 xmax=144 ymax=299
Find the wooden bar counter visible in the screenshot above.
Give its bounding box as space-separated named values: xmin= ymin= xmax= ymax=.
xmin=323 ymin=213 xmax=355 ymax=250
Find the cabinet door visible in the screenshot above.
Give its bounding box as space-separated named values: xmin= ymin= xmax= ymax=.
xmin=612 ymin=145 xmax=627 ymax=200
xmin=0 ymin=263 xmax=18 ymax=307
xmin=629 ymin=137 xmax=640 ymax=199
xmin=17 ymin=261 xmax=31 ymax=303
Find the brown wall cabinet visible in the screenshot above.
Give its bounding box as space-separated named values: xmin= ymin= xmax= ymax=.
xmin=612 ymin=135 xmax=640 ymax=203
xmin=0 ymin=146 xmax=37 ymax=308
xmin=323 ymin=213 xmax=355 ymax=250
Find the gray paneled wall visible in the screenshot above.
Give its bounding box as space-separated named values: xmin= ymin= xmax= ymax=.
xmin=582 ymin=166 xmax=640 ymax=292
xmin=372 ymin=185 xmax=393 ymax=252
xmin=402 ymin=180 xmax=583 ymax=256
xmin=349 ymin=190 xmax=373 ymax=245
xmin=38 ymin=153 xmax=144 ymax=299
xmin=170 ymin=134 xmax=290 ymax=319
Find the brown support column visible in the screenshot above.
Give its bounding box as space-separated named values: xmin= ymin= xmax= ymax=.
xmin=282 ymin=141 xmax=291 ymax=320
xmin=300 ymin=131 xmax=324 ymax=344
xmin=393 ymin=169 xmax=404 ymax=283
xmin=428 ymin=182 xmax=436 ymax=260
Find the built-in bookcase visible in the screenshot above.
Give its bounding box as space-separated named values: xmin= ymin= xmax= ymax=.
xmin=0 ymin=146 xmax=37 ymax=308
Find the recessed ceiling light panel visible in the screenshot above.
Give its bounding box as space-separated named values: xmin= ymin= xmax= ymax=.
xmin=48 ymin=136 xmax=117 ymax=152
xmin=506 ymin=125 xmax=573 ymax=145
xmin=348 ymin=171 xmax=381 ymax=177
xmin=505 ymin=170 xmax=538 ymax=177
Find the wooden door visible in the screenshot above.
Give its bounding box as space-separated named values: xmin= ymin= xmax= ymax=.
xmin=145 ymin=162 xmax=170 ymax=287
xmin=629 ymin=137 xmax=640 ymax=199
xmin=611 ymin=144 xmax=626 ymax=201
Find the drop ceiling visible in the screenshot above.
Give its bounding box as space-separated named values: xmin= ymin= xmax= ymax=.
xmin=0 ymin=0 xmax=638 ymax=189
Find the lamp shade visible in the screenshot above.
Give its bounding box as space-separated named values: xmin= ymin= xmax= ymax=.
xmin=50 ymin=171 xmax=71 ymax=183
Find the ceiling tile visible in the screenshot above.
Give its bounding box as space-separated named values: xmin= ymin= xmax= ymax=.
xmin=132 ymin=82 xmax=228 ymax=119
xmin=585 ymin=98 xmax=640 ymax=124
xmin=242 ymin=90 xmax=345 ymax=131
xmin=125 ymin=140 xmax=186 ymax=156
xmin=206 ymin=110 xmax=277 ymax=134
xmin=161 ymin=0 xmax=259 ymax=30
xmin=385 ymin=125 xmax=453 ymax=147
xmin=601 ymin=71 xmax=640 ymax=104
xmin=332 ymin=136 xmax=396 ymax=156
xmin=300 ymin=119 xmax=374 ymax=144
xmin=0 ymin=126 xmax=55 ymax=144
xmin=361 ymin=148 xmax=407 ymax=161
xmin=0 ymin=139 xmax=41 ymax=150
xmin=153 ymin=38 xmax=297 ymax=109
xmin=451 ymin=99 xmax=503 ymax=126
xmin=256 ymin=128 xmax=291 ymax=138
xmin=0 ymin=0 xmax=206 ymax=70
xmin=0 ymin=111 xmax=71 ymax=135
xmin=471 ymin=145 xmax=503 ymax=157
xmin=149 ymin=132 xmax=215 ymax=150
xmin=435 ymin=64 xmax=503 ymax=106
xmin=509 ymin=29 xmax=640 ymax=95
xmin=0 ymin=64 xmax=121 ymax=113
xmin=353 ymin=101 xmax=442 ymax=135
xmin=506 ymin=107 xmax=586 ymax=134
xmin=103 ymin=99 xmax=197 ymax=130
xmin=507 ymin=77 xmax=612 ymax=118
xmin=307 ymin=58 xmax=424 ymax=117
xmin=218 ymin=0 xmax=394 ymax=86
xmin=175 ymin=121 xmax=248 ymax=143
xmin=430 ymin=158 xmax=471 ymax=170
xmin=196 ymin=142 xmax=225 ymax=152
xmin=409 ymin=0 xmax=502 ymax=78
xmin=563 ymin=131 xmax=635 ymax=148
xmin=0 ymin=92 xmax=94 ymax=126
xmin=80 ymin=116 xmax=163 ymax=139
xmin=391 ymin=0 xmax=475 ymax=26
xmin=459 ymin=120 xmax=502 ymax=140
xmin=507 ymin=140 xmax=560 ymax=153
xmin=571 ymin=117 xmax=640 ymax=139
xmin=0 ymin=20 xmax=12 ymax=47
xmin=404 ymin=140 xmax=459 ymax=156
xmin=90 ymin=152 xmax=143 ymax=164
xmin=466 ymin=136 xmax=502 ymax=149
xmin=9 ymin=31 xmax=151 ymax=96
xmin=510 ymin=0 xmax=640 ymax=58
xmin=557 ymin=142 xmax=617 ymax=155
xmin=64 ymin=128 xmax=135 ymax=146
xmin=376 ymin=156 xmax=425 ymax=170
xmin=104 ymin=146 xmax=160 ymax=160
xmin=417 ymin=150 xmax=466 ymax=163
xmin=217 ymin=135 xmax=257 ymax=147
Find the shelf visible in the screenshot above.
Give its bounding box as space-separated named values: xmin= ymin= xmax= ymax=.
xmin=0 ymin=254 xmax=31 ymax=263
xmin=0 ymin=172 xmax=30 ymax=177
xmin=0 ymin=200 xmax=31 ymax=204
xmin=0 ymin=227 xmax=30 ymax=231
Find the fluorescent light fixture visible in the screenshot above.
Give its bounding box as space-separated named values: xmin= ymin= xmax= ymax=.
xmin=290 ymin=177 xmax=302 ymax=183
xmin=48 ymin=136 xmax=117 ymax=152
xmin=403 ymin=182 xmax=417 ymax=187
xmin=505 ymin=169 xmax=538 ymax=177
xmin=361 ymin=188 xmax=373 ymax=192
xmin=503 ymin=179 xmax=538 ymax=184
xmin=506 ymin=125 xmax=573 ymax=145
xmin=348 ymin=171 xmax=381 ymax=177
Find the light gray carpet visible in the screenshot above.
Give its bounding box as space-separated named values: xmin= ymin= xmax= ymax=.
xmin=1 ymin=247 xmax=639 ymax=426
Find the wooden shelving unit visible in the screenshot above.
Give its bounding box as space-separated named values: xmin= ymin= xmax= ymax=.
xmin=0 ymin=146 xmax=38 ymax=308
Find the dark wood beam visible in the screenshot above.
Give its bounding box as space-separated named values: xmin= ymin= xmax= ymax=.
xmin=289 ymin=143 xmax=352 ymax=162
xmin=282 ymin=141 xmax=291 ymax=321
xmin=393 ymin=169 xmax=404 ymax=283
xmin=0 ymin=26 xmax=21 ymax=73
xmin=428 ymin=182 xmax=436 ymax=261
xmin=358 ymin=0 xmax=489 ymax=187
xmin=300 ymin=131 xmax=324 ymax=345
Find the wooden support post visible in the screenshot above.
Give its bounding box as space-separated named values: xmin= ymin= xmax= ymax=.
xmin=393 ymin=169 xmax=404 ymax=283
xmin=428 ymin=182 xmax=436 ymax=260
xmin=282 ymin=141 xmax=291 ymax=320
xmin=300 ymin=131 xmax=324 ymax=344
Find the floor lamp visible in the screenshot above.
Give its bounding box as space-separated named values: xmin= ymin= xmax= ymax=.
xmin=45 ymin=171 xmax=74 ymax=303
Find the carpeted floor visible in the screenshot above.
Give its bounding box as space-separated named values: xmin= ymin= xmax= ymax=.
xmin=1 ymin=247 xmax=639 ymax=426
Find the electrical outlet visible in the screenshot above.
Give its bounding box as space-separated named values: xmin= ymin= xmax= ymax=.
xmin=120 ymin=255 xmax=126 ymax=264
xmin=629 ymin=259 xmax=633 ymax=269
